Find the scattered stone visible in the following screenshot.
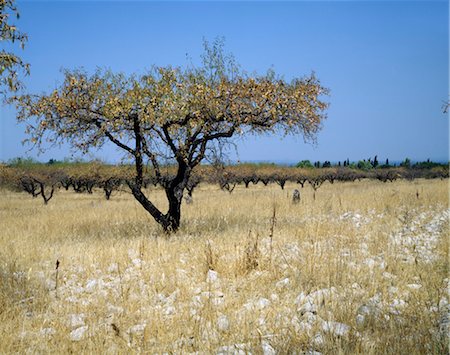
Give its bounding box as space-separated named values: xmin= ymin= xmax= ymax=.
xmin=131 ymin=258 xmax=142 ymax=267
xmin=261 ymin=340 xmax=276 ymax=355
xmin=217 ymin=314 xmax=230 ymax=332
xmin=356 ymin=314 xmax=366 ymax=327
xmin=321 ymin=321 xmax=350 ymax=337
xmin=85 ymin=279 xmax=97 ymax=292
xmin=40 ymin=327 xmax=56 ymax=337
xmin=107 ymin=263 xmax=119 ymax=273
xmin=216 ymin=343 xmax=250 ymax=355
xmin=70 ymin=325 xmax=88 ymax=341
xmin=127 ymin=323 xmax=146 ymax=335
xmin=206 ymin=269 xmax=219 ymax=283
xmin=163 ymin=306 xmax=176 ymax=316
xmin=276 ymin=278 xmax=290 ymax=288
xmin=255 ymin=298 xmax=271 ymax=310
xmin=68 ymin=313 xmax=85 ymax=329
xmin=312 ymin=333 xmax=325 ymax=346
xmin=298 ymin=300 xmax=317 ymax=315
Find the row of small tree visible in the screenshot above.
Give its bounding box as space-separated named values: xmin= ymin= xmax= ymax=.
xmin=1 ymin=163 xmax=447 ymax=205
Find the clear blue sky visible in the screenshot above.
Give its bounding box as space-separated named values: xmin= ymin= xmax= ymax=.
xmin=1 ymin=0 xmax=448 ymax=164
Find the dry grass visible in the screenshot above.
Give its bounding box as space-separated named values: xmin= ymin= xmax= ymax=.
xmin=0 ymin=179 xmax=448 ymax=354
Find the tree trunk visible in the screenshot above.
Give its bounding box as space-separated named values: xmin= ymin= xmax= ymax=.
xmin=130 ymin=159 xmax=190 ymax=234
xmin=161 ymin=162 xmax=190 ymax=232
xmin=163 ymin=185 xmax=184 ymax=232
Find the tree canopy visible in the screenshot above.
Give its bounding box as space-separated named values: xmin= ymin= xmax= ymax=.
xmin=0 ymin=0 xmax=28 ymax=95
xmin=15 ymin=39 xmax=329 ymax=232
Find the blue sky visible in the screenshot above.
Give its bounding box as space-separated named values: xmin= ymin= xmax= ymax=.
xmin=0 ymin=0 xmax=448 ymax=164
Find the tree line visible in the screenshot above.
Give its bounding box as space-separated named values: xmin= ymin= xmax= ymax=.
xmin=1 ymin=160 xmax=447 ymax=204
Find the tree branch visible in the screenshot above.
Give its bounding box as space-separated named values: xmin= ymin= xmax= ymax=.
xmin=93 ymin=119 xmax=135 ymax=155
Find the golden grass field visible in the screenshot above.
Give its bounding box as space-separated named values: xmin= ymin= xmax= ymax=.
xmin=0 ymin=179 xmax=448 ymax=354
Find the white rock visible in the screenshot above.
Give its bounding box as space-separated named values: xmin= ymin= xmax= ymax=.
xmin=294 ymin=292 xmax=307 ymax=305
xmin=244 ymin=298 xmax=270 ymax=311
xmin=364 ymin=258 xmax=376 ymax=269
xmin=298 ymin=300 xmax=317 ymax=315
xmin=107 ymin=304 xmax=123 ymax=315
xmin=309 ymin=287 xmax=337 ymax=305
xmin=382 ymin=272 xmax=396 ymax=280
xmin=216 ymin=343 xmax=250 ymax=355
xmin=439 ymin=297 xmax=449 ymax=310
xmin=70 ymin=325 xmax=88 ymax=341
xmin=256 ymin=297 xmax=271 ymax=309
xmin=356 ymin=314 xmax=366 ymax=327
xmin=66 ymin=296 xmax=79 ymax=303
xmin=388 ymin=286 xmax=398 ymax=295
xmin=166 ymin=289 xmax=180 ymax=304
xmin=212 ymin=296 xmax=225 ymax=306
xmin=390 ymin=298 xmax=406 ymax=312
xmin=217 ymin=314 xmax=230 ymax=332
xmin=368 ymin=293 xmax=382 ymax=306
xmin=85 ymin=279 xmax=97 ymax=292
xmin=276 ymin=278 xmax=290 ymax=288
xmin=107 ymin=263 xmax=118 ymax=273
xmin=270 ymin=293 xmax=279 ymax=302
xmin=163 ymin=306 xmax=176 ymax=316
xmin=300 ymin=312 xmax=317 ymax=327
xmin=128 ymin=324 xmax=146 ymax=335
xmin=407 ymin=283 xmax=422 ymax=290
xmin=131 ymin=258 xmax=142 ymax=267
xmin=312 ymin=333 xmax=325 ymax=346
xmin=357 ymin=304 xmax=378 ymax=318
xmin=322 ymin=321 xmax=350 ymax=337
xmin=439 ymin=310 xmax=450 ymax=337
xmin=261 ymin=341 xmax=276 ymax=355
xmin=206 ymin=269 xmax=219 ymax=283
xmin=40 ymin=327 xmax=56 ymax=336
xmin=80 ymin=298 xmax=91 ymax=306
xmin=68 ymin=313 xmax=85 ymax=329
xmin=191 ymin=295 xmax=203 ymax=308
xmin=127 ymin=248 xmax=139 ymax=259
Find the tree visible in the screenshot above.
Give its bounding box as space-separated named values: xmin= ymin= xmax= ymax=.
xmin=15 ymin=39 xmax=329 ymax=232
xmin=400 ymin=158 xmax=411 ymax=169
xmin=0 ymin=0 xmax=29 ymax=95
xmin=296 ymin=160 xmax=314 ymax=169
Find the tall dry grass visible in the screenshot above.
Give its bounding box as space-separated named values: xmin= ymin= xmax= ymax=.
xmin=0 ymin=179 xmax=448 ymax=354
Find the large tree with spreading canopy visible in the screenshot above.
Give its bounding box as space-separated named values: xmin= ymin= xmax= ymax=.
xmin=15 ymin=39 xmax=329 ymax=232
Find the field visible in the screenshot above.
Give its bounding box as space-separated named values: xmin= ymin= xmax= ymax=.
xmin=0 ymin=179 xmax=448 ymax=354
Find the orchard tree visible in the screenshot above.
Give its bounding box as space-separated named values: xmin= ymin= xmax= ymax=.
xmin=15 ymin=39 xmax=329 ymax=232
xmin=0 ymin=0 xmax=29 ymax=95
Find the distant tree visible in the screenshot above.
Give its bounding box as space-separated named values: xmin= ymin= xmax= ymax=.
xmin=357 ymin=160 xmax=373 ymax=171
xmin=372 ymin=155 xmax=378 ymax=168
xmin=296 ymin=160 xmax=314 ymax=169
xmin=15 ymin=38 xmax=329 ymax=233
xmin=0 ymin=0 xmax=29 ymax=95
xmin=400 ymin=158 xmax=411 ymax=169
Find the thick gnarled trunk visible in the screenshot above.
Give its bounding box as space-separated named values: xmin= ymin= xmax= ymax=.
xmin=130 ymin=158 xmax=190 ymax=233
xmin=162 ymin=185 xmax=184 ymax=232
